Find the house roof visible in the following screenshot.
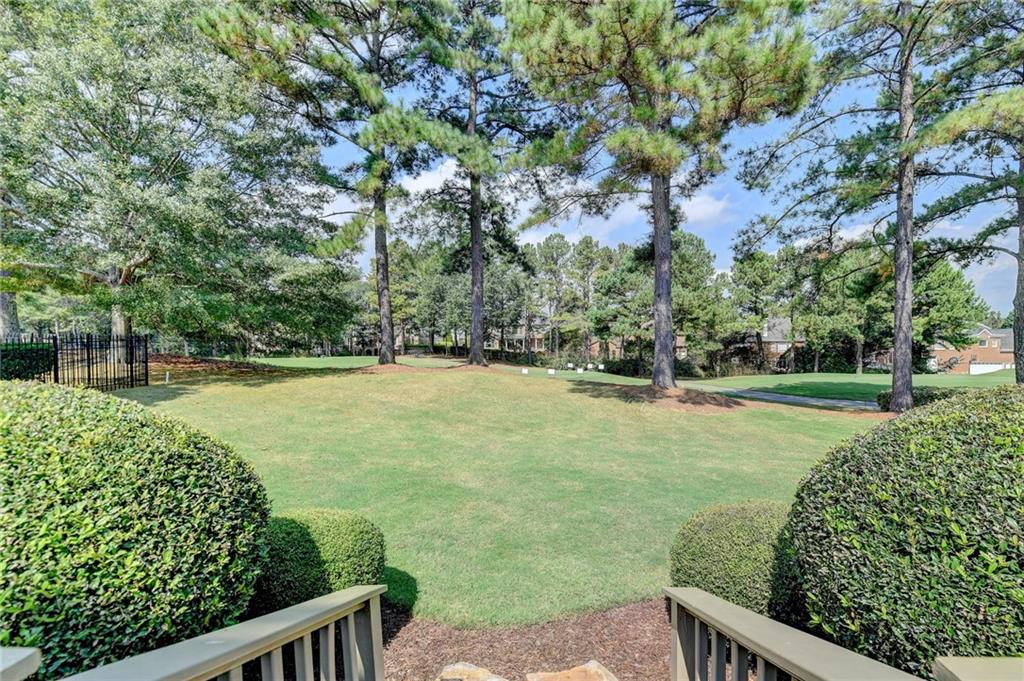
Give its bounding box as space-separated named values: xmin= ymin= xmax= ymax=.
xmin=971 ymin=324 xmax=1014 ymax=351
xmin=762 ymin=317 xmax=803 ymax=343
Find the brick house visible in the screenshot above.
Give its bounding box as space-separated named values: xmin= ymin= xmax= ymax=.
xmin=931 ymin=324 xmax=1015 ymax=374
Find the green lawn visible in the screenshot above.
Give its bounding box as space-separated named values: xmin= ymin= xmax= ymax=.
xmin=693 ymin=369 xmax=1016 ymax=402
xmin=124 ymin=367 xmax=875 ymax=628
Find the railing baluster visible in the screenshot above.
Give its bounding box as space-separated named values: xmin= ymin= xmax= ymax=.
xmin=755 ymin=655 xmax=777 ymax=681
xmin=295 ymin=633 xmax=314 ymax=681
xmin=696 ymin=620 xmax=709 ymax=681
xmin=319 ymin=622 xmax=337 ymax=681
xmin=671 ymin=603 xmax=697 ymax=681
xmin=710 ymin=628 xmax=726 ymax=681
xmin=215 ymin=668 xmax=242 ymax=681
xmin=260 ymin=647 xmax=284 ymax=681
xmin=731 ymin=642 xmax=749 ymax=681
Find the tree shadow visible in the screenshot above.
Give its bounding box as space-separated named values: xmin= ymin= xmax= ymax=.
xmin=565 ymin=380 xmax=747 ymax=410
xmin=737 ymin=381 xmax=880 ymax=403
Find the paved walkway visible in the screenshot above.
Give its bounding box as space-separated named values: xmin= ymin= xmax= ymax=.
xmin=715 ymin=388 xmax=879 ymax=411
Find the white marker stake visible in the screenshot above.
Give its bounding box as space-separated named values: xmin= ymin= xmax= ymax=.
xmin=165 ymin=371 xmax=170 ymax=384
xmin=567 ymin=363 xmax=574 ymax=369
xmin=521 ymin=368 xmax=529 ymax=375
xmin=576 ymin=367 xmax=584 ymax=374
xmin=547 ymin=368 xmax=556 ymax=375
xmin=587 ymin=363 xmax=594 ymax=369
xmin=598 ymin=364 xmax=605 ymax=371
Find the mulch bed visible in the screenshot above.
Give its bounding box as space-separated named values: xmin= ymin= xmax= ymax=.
xmin=382 ymin=598 xmax=671 ymax=681
xmin=149 ymin=353 xmax=280 ymax=378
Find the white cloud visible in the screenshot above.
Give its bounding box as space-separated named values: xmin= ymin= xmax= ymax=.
xmin=680 ymin=192 xmax=729 ymax=226
xmin=400 ymin=159 xmax=462 ymax=193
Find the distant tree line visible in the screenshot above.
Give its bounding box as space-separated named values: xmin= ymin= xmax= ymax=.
xmin=3 ymin=0 xmax=1021 ymax=410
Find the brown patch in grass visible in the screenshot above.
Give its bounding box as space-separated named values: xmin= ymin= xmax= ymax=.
xmin=618 ymin=385 xmax=746 ymax=413
xmin=383 ymin=598 xmax=670 ymax=681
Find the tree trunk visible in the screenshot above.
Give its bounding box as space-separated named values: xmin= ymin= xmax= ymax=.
xmin=429 ymin=329 xmax=436 ymax=354
xmin=890 ymin=1 xmax=916 ymax=412
xmin=0 ymin=273 xmax=19 ymax=337
xmin=374 ymin=189 xmax=396 ymax=364
xmin=755 ymin=330 xmax=766 ymax=370
xmin=467 ymin=68 xmax=487 ymax=366
xmin=1014 ymin=165 xmax=1024 ymax=384
xmin=650 ymin=173 xmax=676 ymax=388
xmin=813 ymin=349 xmax=820 ymax=373
xmin=855 ymin=338 xmax=864 ymax=375
xmin=111 ymin=304 xmax=132 ymax=363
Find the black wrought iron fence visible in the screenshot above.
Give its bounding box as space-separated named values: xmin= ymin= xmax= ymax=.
xmin=0 ymin=333 xmax=149 ymax=391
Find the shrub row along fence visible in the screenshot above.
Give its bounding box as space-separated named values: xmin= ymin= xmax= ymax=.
xmin=0 ymin=333 xmax=149 ymax=391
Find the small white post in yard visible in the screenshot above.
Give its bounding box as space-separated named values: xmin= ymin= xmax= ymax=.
xmin=576 ymin=368 xmax=584 ymax=374
xmin=598 ymin=364 xmax=605 ymax=371
xmin=547 ymin=368 xmax=556 ymax=375
xmin=587 ymin=363 xmax=594 ymax=369
xmin=521 ymin=368 xmax=529 ymax=375
xmin=164 ymin=371 xmax=170 ymax=384
xmin=567 ymin=362 xmax=574 ymax=368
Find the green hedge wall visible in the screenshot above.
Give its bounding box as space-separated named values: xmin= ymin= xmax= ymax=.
xmin=0 ymin=342 xmax=54 ymax=380
xmin=787 ymin=385 xmax=1024 ymax=677
xmin=0 ymin=382 xmax=270 ymax=679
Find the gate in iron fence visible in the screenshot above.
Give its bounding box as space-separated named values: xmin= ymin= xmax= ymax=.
xmin=0 ymin=333 xmax=149 ymax=391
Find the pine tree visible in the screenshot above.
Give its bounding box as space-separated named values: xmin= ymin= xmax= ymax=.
xmin=201 ymin=0 xmax=446 ymax=364
xmin=739 ymin=1 xmax=981 ymax=409
xmin=506 ymin=0 xmax=814 ymax=388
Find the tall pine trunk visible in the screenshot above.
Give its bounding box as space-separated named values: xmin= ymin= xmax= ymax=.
xmin=374 ymin=189 xmax=396 ymax=364
xmin=650 ymin=173 xmax=676 ymax=388
xmin=890 ymin=3 xmax=916 ymax=412
xmin=1014 ymin=157 xmax=1024 ymax=384
xmin=855 ymin=338 xmax=864 ymax=375
xmin=467 ymin=68 xmax=487 ymax=366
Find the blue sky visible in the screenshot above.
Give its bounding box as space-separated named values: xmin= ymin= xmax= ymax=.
xmin=322 ymin=113 xmax=1016 ymax=316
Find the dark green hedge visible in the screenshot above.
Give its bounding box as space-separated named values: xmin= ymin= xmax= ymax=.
xmin=670 ymin=501 xmax=791 ymax=615
xmin=0 ymin=342 xmax=54 ymax=380
xmin=876 ymin=385 xmax=967 ymax=411
xmin=786 ymin=386 xmax=1024 ymax=677
xmin=0 ymin=382 xmax=269 ymax=679
xmin=249 ymin=508 xmax=385 ymax=616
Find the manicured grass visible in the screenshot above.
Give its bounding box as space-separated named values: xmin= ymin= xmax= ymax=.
xmin=251 ymin=355 xmax=463 ymax=369
xmin=693 ymin=370 xmax=1016 ymax=402
xmin=124 ymin=368 xmax=876 ymax=628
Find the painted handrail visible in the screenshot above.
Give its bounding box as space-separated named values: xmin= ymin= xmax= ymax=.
xmin=933 ymin=657 xmax=1024 ymax=681
xmin=63 ymin=584 xmax=387 ymax=681
xmin=665 ymin=587 xmax=921 ymax=681
xmin=0 ymin=647 xmax=42 ymax=681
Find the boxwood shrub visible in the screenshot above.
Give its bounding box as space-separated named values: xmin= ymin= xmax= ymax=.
xmin=876 ymin=385 xmax=967 ymax=411
xmin=670 ymin=501 xmax=792 ymax=615
xmin=249 ymin=509 xmax=385 ymax=616
xmin=786 ymin=385 xmax=1024 ymax=677
xmin=0 ymin=382 xmax=269 ymax=679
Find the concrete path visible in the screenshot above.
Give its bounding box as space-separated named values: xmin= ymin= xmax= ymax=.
xmin=715 ymin=388 xmax=879 ymax=411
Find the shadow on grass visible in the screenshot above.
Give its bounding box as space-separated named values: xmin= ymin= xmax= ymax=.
xmin=744 ymin=381 xmax=881 ymax=402
xmin=565 ymin=380 xmax=747 ymax=410
xmin=381 ymin=566 xmax=418 ymax=645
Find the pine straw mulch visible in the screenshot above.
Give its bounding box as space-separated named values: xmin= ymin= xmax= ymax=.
xmin=149 ymin=353 xmax=282 ymax=379
xmin=382 ymin=598 xmax=671 ymax=681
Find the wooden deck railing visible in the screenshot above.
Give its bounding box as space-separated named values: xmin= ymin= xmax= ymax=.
xmin=62 ymin=584 xmax=386 ymax=681
xmin=666 ymin=587 xmax=921 ymax=681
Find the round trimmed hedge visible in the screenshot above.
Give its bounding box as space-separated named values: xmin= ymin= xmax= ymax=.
xmin=787 ymin=385 xmax=1024 ymax=677
xmin=249 ymin=509 xmax=385 ymax=616
xmin=0 ymin=382 xmax=269 ymax=679
xmin=670 ymin=501 xmax=791 ymax=615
